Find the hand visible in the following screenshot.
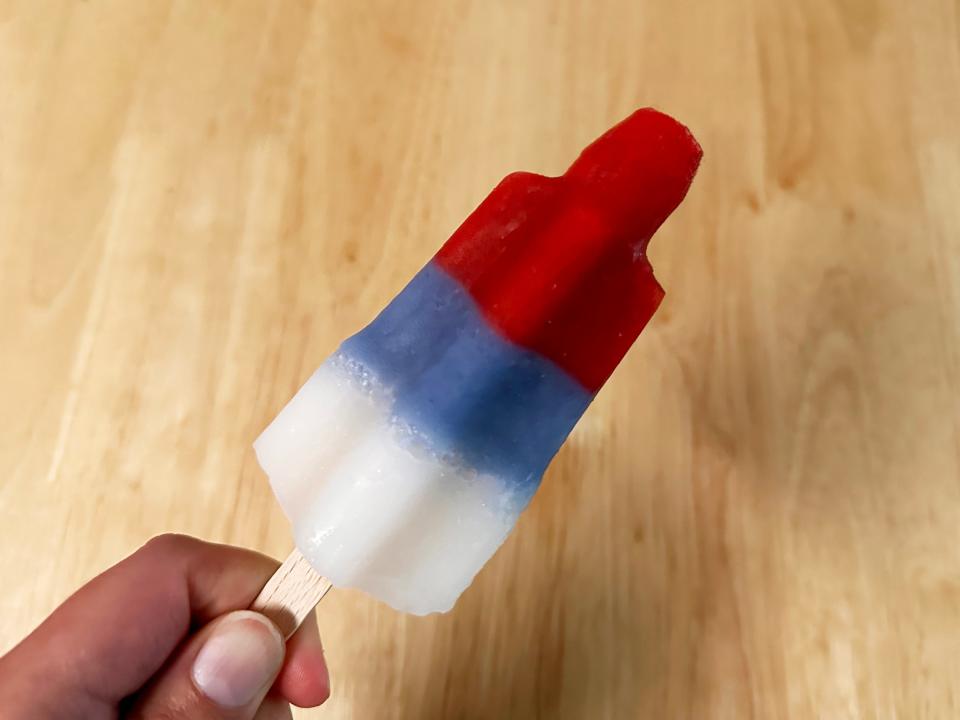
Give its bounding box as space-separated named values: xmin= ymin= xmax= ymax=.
xmin=0 ymin=534 xmax=330 ymax=719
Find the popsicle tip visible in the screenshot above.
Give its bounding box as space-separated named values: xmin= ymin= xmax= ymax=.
xmin=564 ymin=107 xmax=702 ymax=242
xmin=569 ymin=107 xmax=702 ymax=176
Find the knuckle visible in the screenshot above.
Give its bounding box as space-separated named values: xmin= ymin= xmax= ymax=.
xmin=141 ymin=532 xmax=197 ymax=558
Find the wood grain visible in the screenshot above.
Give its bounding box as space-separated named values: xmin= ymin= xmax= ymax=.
xmin=251 ymin=549 xmax=332 ymax=640
xmin=2 ymin=1 xmax=960 ymax=717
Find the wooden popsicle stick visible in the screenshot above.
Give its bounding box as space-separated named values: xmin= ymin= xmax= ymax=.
xmin=250 ymin=548 xmax=332 ymax=639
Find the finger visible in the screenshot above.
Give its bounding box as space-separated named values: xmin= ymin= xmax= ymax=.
xmin=1 ymin=535 xmax=277 ymax=708
xmin=0 ymin=535 xmax=324 ymax=713
xmin=273 ymin=611 xmax=330 ymax=707
xmin=128 ymin=610 xmax=285 ymax=720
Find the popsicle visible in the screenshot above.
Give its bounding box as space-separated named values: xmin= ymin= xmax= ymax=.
xmin=254 ymin=108 xmax=702 ymax=617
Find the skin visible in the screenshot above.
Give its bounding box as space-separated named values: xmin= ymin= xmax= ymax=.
xmin=0 ymin=534 xmax=330 ymax=718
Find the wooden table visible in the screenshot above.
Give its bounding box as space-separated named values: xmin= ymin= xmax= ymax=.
xmin=3 ymin=2 xmax=959 ymax=717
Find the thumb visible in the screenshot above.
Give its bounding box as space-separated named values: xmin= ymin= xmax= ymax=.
xmin=128 ymin=610 xmax=286 ymax=719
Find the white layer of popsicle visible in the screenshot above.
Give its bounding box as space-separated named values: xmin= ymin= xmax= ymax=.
xmin=254 ymin=357 xmax=519 ymax=614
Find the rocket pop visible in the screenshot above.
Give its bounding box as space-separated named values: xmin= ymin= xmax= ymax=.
xmin=254 ymin=108 xmax=702 ymax=614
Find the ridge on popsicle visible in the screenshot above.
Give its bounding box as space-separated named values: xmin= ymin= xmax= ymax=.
xmin=255 ymin=107 xmax=702 ymax=614
xmin=436 ymin=107 xmax=703 ymax=392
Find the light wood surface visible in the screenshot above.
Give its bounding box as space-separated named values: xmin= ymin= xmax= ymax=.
xmin=2 ymin=1 xmax=960 ymax=717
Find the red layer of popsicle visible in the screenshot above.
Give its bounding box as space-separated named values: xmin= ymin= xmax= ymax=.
xmin=434 ymin=108 xmax=702 ymax=392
